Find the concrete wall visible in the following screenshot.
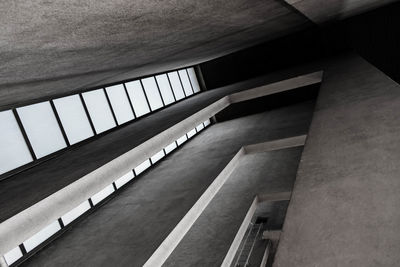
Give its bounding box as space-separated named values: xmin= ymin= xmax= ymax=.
xmin=274 ymin=55 xmax=400 ymax=266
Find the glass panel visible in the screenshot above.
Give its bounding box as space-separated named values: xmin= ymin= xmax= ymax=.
xmin=4 ymin=246 xmax=23 ymax=266
xmin=141 ymin=77 xmax=163 ymax=111
xmin=155 ymin=74 xmax=175 ymax=105
xmin=23 ymin=221 xmax=61 ymax=252
xmin=105 ymin=84 xmax=135 ymax=125
xmin=204 ymin=119 xmax=211 ymax=127
xmin=164 ymin=142 xmax=177 ymax=154
xmin=17 ymin=102 xmax=67 ymax=159
xmin=61 ymin=200 xmax=91 ymax=226
xmin=178 ymin=69 xmax=193 ymax=96
xmin=53 ymin=95 xmax=94 ymax=145
xmin=196 ymin=123 xmax=204 ymax=132
xmin=151 ymin=150 xmax=165 ymax=164
xmin=82 ymin=89 xmax=116 ymax=134
xmin=134 ymin=159 xmax=151 ymax=175
xmin=91 ymin=184 xmax=115 ymax=205
xmin=0 ymin=110 xmax=33 ymax=174
xmin=176 ymin=135 xmax=187 ymax=146
xmin=168 ymin=72 xmax=185 ymax=100
xmin=187 ymin=67 xmax=201 ymax=93
xmin=187 ymin=128 xmax=196 ymax=138
xmin=115 ymin=171 xmax=135 ymax=189
xmin=125 ymin=81 xmax=150 ymax=117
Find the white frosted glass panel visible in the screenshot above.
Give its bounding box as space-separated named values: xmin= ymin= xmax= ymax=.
xmin=142 ymin=77 xmax=163 ymax=111
xmin=187 ymin=67 xmax=201 ymax=93
xmin=151 ymin=150 xmax=165 ymax=164
xmin=168 ymin=72 xmax=185 ymax=100
xmin=53 ymin=95 xmax=94 ymax=145
xmin=91 ymin=184 xmax=115 ymax=205
xmin=164 ymin=142 xmax=177 ymax=154
xmin=17 ymin=102 xmax=66 ymax=159
xmin=155 ymin=74 xmax=175 ymax=105
xmin=4 ymin=246 xmax=23 ymax=265
xmin=23 ymin=221 xmax=61 ymax=252
xmin=176 ymin=135 xmax=187 ymax=146
xmin=105 ymin=84 xmax=135 ymax=125
xmin=187 ymin=128 xmax=196 ymax=138
xmin=196 ymin=123 xmax=204 ymax=132
xmin=125 ymin=81 xmax=150 ymax=117
xmin=134 ymin=159 xmax=151 ymax=175
xmin=178 ymin=69 xmax=193 ymax=96
xmin=82 ymin=89 xmax=116 ymax=134
xmin=204 ymin=119 xmax=211 ymax=127
xmin=0 ymin=110 xmax=33 ymax=174
xmin=61 ymin=200 xmax=91 ymax=226
xmin=115 ymin=171 xmax=135 ymax=189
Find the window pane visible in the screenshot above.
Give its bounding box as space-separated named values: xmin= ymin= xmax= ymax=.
xmin=187 ymin=67 xmax=201 ymax=93
xmin=105 ymin=84 xmax=135 ymax=125
xmin=164 ymin=142 xmax=177 ymax=154
xmin=187 ymin=128 xmax=196 ymax=138
xmin=125 ymin=81 xmax=150 ymax=117
xmin=196 ymin=123 xmax=204 ymax=132
xmin=17 ymin=102 xmax=67 ymax=159
xmin=151 ymin=150 xmax=165 ymax=164
xmin=82 ymin=89 xmax=116 ymax=134
xmin=23 ymin=221 xmax=61 ymax=252
xmin=0 ymin=110 xmax=33 ymax=174
xmin=4 ymin=246 xmax=23 ymax=265
xmin=91 ymin=184 xmax=115 ymax=205
xmin=178 ymin=70 xmax=193 ymax=96
xmin=168 ymin=72 xmax=185 ymax=100
xmin=115 ymin=171 xmax=135 ymax=189
xmin=204 ymin=119 xmax=211 ymax=127
xmin=176 ymin=135 xmax=187 ymax=146
xmin=134 ymin=159 xmax=151 ymax=175
xmin=142 ymin=77 xmax=163 ymax=111
xmin=61 ymin=200 xmax=91 ymax=226
xmin=155 ymin=74 xmax=175 ymax=105
xmin=53 ymin=95 xmax=94 ymax=145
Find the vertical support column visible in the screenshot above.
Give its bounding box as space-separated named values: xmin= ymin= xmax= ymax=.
xmin=194 ymin=65 xmax=207 ymax=92
xmin=0 ymin=256 xmax=8 ymax=267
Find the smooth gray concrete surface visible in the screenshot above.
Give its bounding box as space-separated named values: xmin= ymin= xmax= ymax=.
xmin=164 ymin=148 xmax=303 ymax=267
xmin=0 ymin=0 xmax=311 ymax=109
xmin=20 ymin=100 xmax=315 ymax=267
xmin=274 ymin=55 xmax=400 ymax=266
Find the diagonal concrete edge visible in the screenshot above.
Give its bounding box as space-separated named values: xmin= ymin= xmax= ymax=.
xmin=144 ymin=136 xmax=307 ymax=267
xmin=0 ymin=71 xmax=321 ymax=255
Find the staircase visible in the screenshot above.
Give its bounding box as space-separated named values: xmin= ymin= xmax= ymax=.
xmin=233 ymin=223 xmax=264 ymax=267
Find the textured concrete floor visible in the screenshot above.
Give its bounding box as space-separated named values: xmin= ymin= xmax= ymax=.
xmin=0 ymin=0 xmax=310 ymax=109
xmin=274 ymin=55 xmax=400 ymax=266
xmin=164 ymin=147 xmax=303 ymax=267
xmin=21 ymin=100 xmax=315 ymax=267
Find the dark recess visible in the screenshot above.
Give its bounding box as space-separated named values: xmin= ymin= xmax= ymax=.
xmin=201 ymin=2 xmax=400 ymax=89
xmin=215 ymin=83 xmax=320 ymax=122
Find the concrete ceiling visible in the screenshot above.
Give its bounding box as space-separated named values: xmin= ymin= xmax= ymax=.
xmin=0 ymin=0 xmax=396 ymax=109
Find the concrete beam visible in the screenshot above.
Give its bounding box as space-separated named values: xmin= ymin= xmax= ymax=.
xmin=145 ymin=136 xmax=306 ymax=267
xmin=0 ymin=71 xmax=321 ymax=255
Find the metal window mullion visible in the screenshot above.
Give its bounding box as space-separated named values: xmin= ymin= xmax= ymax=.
xmin=177 ymin=71 xmax=187 ymax=98
xmin=12 ymin=109 xmax=37 ymax=160
xmin=103 ymin=88 xmax=119 ymax=126
xmin=166 ymin=74 xmax=177 ymax=102
xmin=139 ymin=80 xmax=152 ymax=112
xmin=122 ymin=83 xmax=137 ymax=119
xmin=79 ymin=93 xmax=97 ymax=135
xmin=153 ymin=76 xmax=165 ymax=106
xmin=50 ymin=100 xmax=70 ymax=147
xmin=185 ymin=68 xmax=195 ymax=94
